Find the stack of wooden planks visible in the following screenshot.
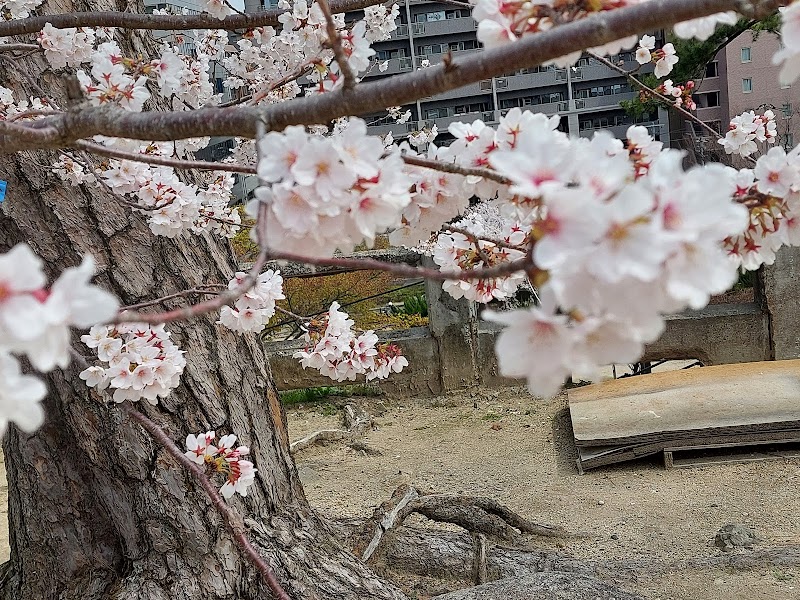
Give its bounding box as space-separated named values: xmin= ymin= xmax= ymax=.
xmin=568 ymin=360 xmax=800 ymax=473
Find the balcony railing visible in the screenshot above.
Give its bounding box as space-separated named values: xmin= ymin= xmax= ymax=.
xmin=572 ymin=91 xmax=637 ymax=110
xmin=409 ymin=17 xmax=477 ymax=37
xmin=578 ymin=121 xmax=662 ymax=140
xmin=365 ymin=121 xmax=417 ymax=137
xmin=365 ymin=56 xmax=413 ymax=77
xmin=415 ymin=47 xmax=480 ymax=67
xmin=499 ymin=100 xmax=567 ymax=117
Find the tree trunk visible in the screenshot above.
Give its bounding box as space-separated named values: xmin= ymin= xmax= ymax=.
xmin=0 ymin=3 xmax=408 ymax=597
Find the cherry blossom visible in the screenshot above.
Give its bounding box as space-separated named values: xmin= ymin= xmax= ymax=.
xmin=773 ymin=3 xmax=800 ymax=85
xmin=635 ymin=35 xmax=656 ymax=65
xmin=432 ymin=214 xmax=527 ymax=302
xmin=38 ymin=24 xmax=96 ymax=69
xmin=719 ymin=110 xmax=777 ymax=157
xmin=80 ymin=322 xmax=186 ymax=404
xmin=653 ymin=43 xmax=678 ymax=78
xmin=218 ymin=270 xmax=285 ymax=334
xmin=673 ymin=12 xmax=738 ymax=40
xmin=294 ymin=302 xmax=407 ymax=382
xmin=184 ymin=431 xmax=257 ymax=499
xmin=0 ymin=0 xmax=43 ymax=19
xmin=247 ymin=118 xmax=411 ymax=258
xmin=0 ymin=352 xmax=46 ymax=435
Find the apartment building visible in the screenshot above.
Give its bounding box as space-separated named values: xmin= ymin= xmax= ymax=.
xmin=245 ymin=0 xmax=671 ymax=146
xmin=686 ymin=29 xmax=799 ymax=153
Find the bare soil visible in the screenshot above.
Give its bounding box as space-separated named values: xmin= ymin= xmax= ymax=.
xmin=288 ymin=386 xmax=800 ymax=600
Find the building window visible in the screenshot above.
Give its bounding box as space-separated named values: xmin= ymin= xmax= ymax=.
xmin=424 ymin=107 xmax=449 ymax=119
xmin=705 ymin=61 xmax=719 ymax=78
xmin=697 ymin=91 xmax=720 ymax=108
xmin=783 ymin=103 xmax=793 ymax=118
xmin=414 ymin=10 xmax=445 ymax=22
xmin=741 ymin=47 xmax=751 ymax=62
xmin=787 ymin=133 xmax=794 ymax=148
xmin=742 ymin=78 xmax=753 ymax=93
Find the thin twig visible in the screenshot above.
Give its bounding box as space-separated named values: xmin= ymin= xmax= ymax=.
xmin=274 ymin=305 xmax=309 ymax=323
xmin=248 ymin=60 xmax=319 ymax=106
xmin=268 ymin=250 xmax=530 ymax=282
xmin=444 ymin=225 xmax=526 ymax=252
xmin=120 ymin=404 xmax=291 ymax=600
xmin=587 ymin=51 xmax=723 ymax=141
xmin=120 ymin=285 xmax=226 ymax=311
xmin=401 ymin=155 xmax=512 ymax=185
xmin=317 ymin=0 xmax=357 ymax=90
xmin=74 ymin=140 xmax=256 ymax=174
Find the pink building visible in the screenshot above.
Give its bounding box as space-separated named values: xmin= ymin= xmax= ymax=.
xmin=678 ymin=29 xmax=800 ymax=159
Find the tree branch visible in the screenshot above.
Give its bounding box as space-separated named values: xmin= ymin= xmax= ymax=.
xmin=120 ymin=403 xmax=291 ymax=600
xmin=317 ymin=0 xmax=357 ymax=90
xmin=0 ymin=0 xmax=785 ymax=152
xmin=73 ymin=140 xmax=255 ymax=173
xmin=401 ymin=155 xmax=512 ymax=185
xmin=267 ymin=250 xmax=530 ymax=282
xmin=0 ymin=0 xmax=383 ymax=36
xmin=588 ymin=52 xmax=723 ymax=141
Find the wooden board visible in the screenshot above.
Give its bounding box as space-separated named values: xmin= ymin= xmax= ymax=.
xmin=568 ymin=360 xmax=800 ymax=472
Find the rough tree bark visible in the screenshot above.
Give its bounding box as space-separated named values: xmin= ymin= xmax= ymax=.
xmin=0 ymin=1 xmax=410 ymax=598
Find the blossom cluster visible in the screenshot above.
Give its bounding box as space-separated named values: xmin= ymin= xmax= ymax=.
xmin=218 ymin=270 xmax=285 ymax=333
xmin=655 ymin=79 xmax=696 ymax=111
xmin=247 ymin=118 xmax=411 ymax=258
xmin=38 ymin=25 xmax=219 ymax=111
xmin=725 ymin=147 xmax=800 ymax=270
xmin=80 ymin=322 xmax=186 ymax=404
xmin=635 ymin=35 xmax=678 ymax=78
xmin=0 ymin=244 xmax=119 ymax=434
xmin=185 ymin=431 xmax=257 ymax=499
xmin=719 ymin=110 xmax=778 ymax=158
xmin=391 ymin=109 xmax=558 ymax=248
xmin=0 ymin=85 xmax=57 ymax=122
xmin=432 ymin=209 xmax=528 ymax=302
xmin=0 ymin=0 xmax=42 ymax=19
xmin=294 ymin=302 xmax=408 ymax=382
xmin=437 ymin=110 xmax=755 ymax=396
xmin=52 ymin=141 xmax=241 ymax=239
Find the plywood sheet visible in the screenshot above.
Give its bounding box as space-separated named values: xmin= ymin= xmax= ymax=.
xmin=568 ymin=360 xmax=800 ymax=444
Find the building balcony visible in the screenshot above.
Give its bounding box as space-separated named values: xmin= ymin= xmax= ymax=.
xmin=365 ymin=121 xmax=417 ymax=137
xmin=422 ymin=81 xmax=487 ymax=102
xmin=417 ymin=110 xmax=498 ymax=132
xmin=578 ymin=121 xmax=662 ymax=140
xmin=571 ymin=91 xmax=637 ymax=111
xmin=416 ymin=47 xmax=480 ymax=67
xmin=499 ymin=100 xmax=567 ymax=117
xmin=365 ymin=55 xmax=414 ymax=77
xmin=409 ymin=17 xmax=477 ymax=37
xmin=695 ymin=106 xmax=725 ymax=124
xmin=496 ymin=69 xmax=566 ymax=90
xmin=573 ymin=60 xmax=641 ymax=82
xmin=389 ymin=24 xmax=409 ymax=39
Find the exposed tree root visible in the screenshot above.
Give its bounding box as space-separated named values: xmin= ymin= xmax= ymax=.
xmin=431 ymin=572 xmax=646 ymax=600
xmin=290 ymin=429 xmax=350 ymax=453
xmin=290 ymin=403 xmax=377 ymax=454
xmin=353 ymin=485 xmax=569 ymax=566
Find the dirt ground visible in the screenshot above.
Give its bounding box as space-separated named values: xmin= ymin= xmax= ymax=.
xmin=288 ymin=386 xmax=800 ymax=600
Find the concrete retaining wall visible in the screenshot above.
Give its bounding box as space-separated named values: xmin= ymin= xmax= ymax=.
xmin=264 ymin=246 xmax=800 ymax=397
